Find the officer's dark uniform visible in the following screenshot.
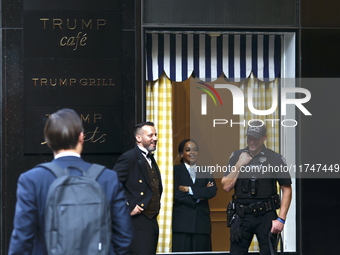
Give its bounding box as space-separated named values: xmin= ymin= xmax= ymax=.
xmin=227 ymin=146 xmax=291 ymax=255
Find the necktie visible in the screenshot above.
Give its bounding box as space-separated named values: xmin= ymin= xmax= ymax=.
xmin=141 ymin=150 xmax=154 ymax=168
xmin=147 ymin=153 xmax=157 ymax=168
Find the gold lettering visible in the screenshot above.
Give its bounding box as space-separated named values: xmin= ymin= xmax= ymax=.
xmin=94 ymin=114 xmax=102 ymax=123
xmin=32 ymin=78 xmax=77 ymax=86
xmin=101 ymin=79 xmax=107 ymax=86
xmin=32 ymin=78 xmax=39 ymax=86
xmin=79 ymin=78 xmax=115 ymax=86
xmin=84 ymin=127 xmax=106 ymax=143
xmin=70 ymin=78 xmax=76 ymax=85
xmin=97 ymin=19 xmax=106 ymax=29
xmin=79 ymin=33 xmax=87 ymax=47
xmin=79 ymin=78 xmax=87 ymax=86
xmin=50 ymin=79 xmax=57 ymax=87
xmin=40 ymin=18 xmax=49 ymax=29
xmin=89 ymin=79 xmax=96 ymax=86
xmin=60 ymin=36 xmax=67 ymax=46
xmin=99 ymin=135 xmax=106 ymax=143
xmin=80 ymin=114 xmax=102 ymax=124
xmin=60 ymin=79 xmax=67 ymax=85
xmin=53 ymin=19 xmax=63 ymax=30
xmin=41 ymin=18 xmax=106 ymax=30
xmin=67 ymin=19 xmax=77 ymax=30
xmin=59 ymin=32 xmax=87 ymax=50
xmin=41 ymin=78 xmax=47 ymax=86
xmin=32 ymin=78 xmax=115 ymax=86
xmin=67 ymin=36 xmax=75 ymax=47
xmin=82 ymin=19 xmax=93 ymax=30
xmin=81 ymin=114 xmax=91 ymax=123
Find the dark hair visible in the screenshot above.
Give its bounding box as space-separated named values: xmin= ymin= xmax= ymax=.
xmin=133 ymin=121 xmax=154 ymax=137
xmin=44 ymin=108 xmax=84 ymax=152
xmin=178 ymin=139 xmax=199 ymax=163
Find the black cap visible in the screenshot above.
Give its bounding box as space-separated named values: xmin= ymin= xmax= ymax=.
xmin=246 ymin=121 xmax=266 ymax=139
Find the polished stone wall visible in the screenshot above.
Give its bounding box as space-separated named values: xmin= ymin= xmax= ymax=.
xmin=1 ymin=0 xmax=137 ymax=253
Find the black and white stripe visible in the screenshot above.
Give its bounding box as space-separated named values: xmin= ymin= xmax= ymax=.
xmin=146 ymin=33 xmax=281 ymax=82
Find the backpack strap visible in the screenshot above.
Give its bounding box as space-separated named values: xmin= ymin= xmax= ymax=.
xmin=38 ymin=162 xmax=106 ymax=180
xmin=37 ymin=162 xmax=66 ymax=178
xmin=85 ymin=163 xmax=106 ymax=180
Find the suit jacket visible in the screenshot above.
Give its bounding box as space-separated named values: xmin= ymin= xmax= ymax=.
xmin=113 ymin=146 xmax=163 ymax=214
xmin=8 ymin=156 xmax=132 ymax=255
xmin=172 ymin=163 xmax=217 ymax=234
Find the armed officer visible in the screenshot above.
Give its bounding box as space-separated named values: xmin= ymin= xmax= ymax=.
xmin=221 ymin=121 xmax=292 ymax=255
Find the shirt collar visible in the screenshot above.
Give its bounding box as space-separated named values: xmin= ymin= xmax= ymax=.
xmin=54 ymin=151 xmax=81 ymax=159
xmin=137 ymin=145 xmax=149 ymax=155
xmin=184 ymin=162 xmax=196 ymax=170
xmin=246 ymin=145 xmax=267 ymax=158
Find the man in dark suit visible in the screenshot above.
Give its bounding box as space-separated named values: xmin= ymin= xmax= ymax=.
xmin=113 ymin=122 xmax=163 ymax=255
xmin=8 ymin=108 xmax=132 ymax=255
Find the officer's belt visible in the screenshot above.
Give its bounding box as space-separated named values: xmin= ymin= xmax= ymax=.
xmin=237 ymin=200 xmax=274 ymax=215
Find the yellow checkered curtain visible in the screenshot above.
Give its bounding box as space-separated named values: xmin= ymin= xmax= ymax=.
xmin=146 ymin=73 xmax=173 ymax=253
xmin=239 ymin=73 xmax=280 ymax=251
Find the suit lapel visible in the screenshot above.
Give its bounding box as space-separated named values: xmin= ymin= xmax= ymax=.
xmin=180 ymin=163 xmax=194 ymax=185
xmin=134 ymin=146 xmax=163 ymax=194
xmin=193 ymin=165 xmax=208 ymax=186
xmin=134 ymin=146 xmax=153 ymax=188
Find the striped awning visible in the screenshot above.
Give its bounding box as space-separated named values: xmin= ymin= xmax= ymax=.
xmin=146 ymin=33 xmax=281 ymax=82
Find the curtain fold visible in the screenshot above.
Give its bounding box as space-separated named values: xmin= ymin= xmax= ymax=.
xmin=146 ymin=33 xmax=281 ymax=82
xmin=146 ymin=74 xmax=173 ymax=253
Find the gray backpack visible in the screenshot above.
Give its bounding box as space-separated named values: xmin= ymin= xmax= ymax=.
xmin=40 ymin=162 xmax=111 ymax=255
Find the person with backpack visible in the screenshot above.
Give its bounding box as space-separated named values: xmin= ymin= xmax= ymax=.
xmin=8 ymin=108 xmax=133 ymax=255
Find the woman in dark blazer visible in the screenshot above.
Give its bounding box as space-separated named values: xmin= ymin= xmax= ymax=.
xmin=172 ymin=139 xmax=217 ymax=252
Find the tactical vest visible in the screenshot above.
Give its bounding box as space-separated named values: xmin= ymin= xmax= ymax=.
xmin=235 ymin=177 xmax=277 ymax=199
